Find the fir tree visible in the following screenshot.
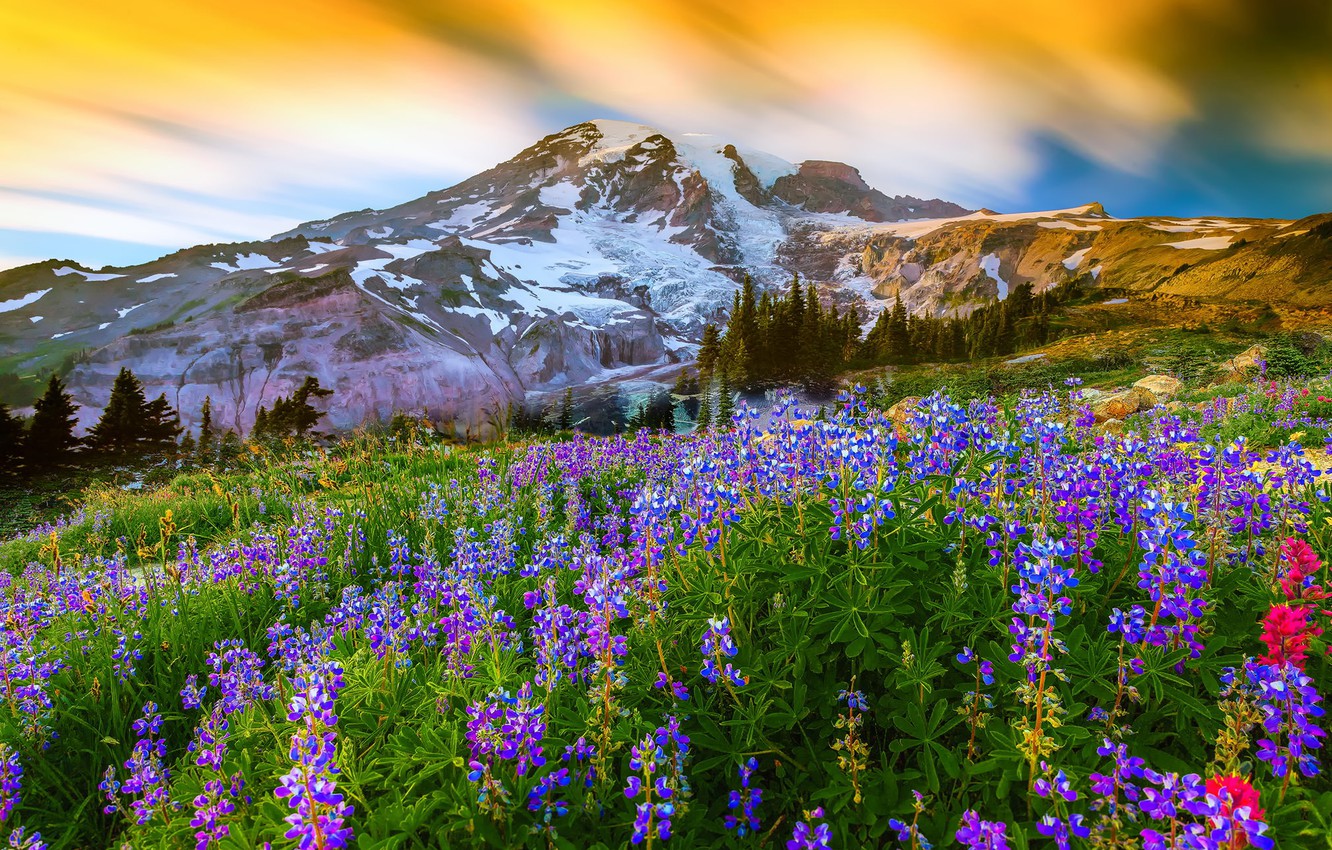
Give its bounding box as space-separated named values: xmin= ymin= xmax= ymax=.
xmin=697 ymin=325 xmax=722 ymax=376
xmin=218 ymin=430 xmax=242 ymax=464
xmin=695 ymin=382 xmax=712 ymax=432
xmin=252 ymin=406 xmax=270 ymax=440
xmin=0 ymin=402 xmax=23 ymax=480
xmin=86 ymin=367 xmax=148 ymax=455
xmin=558 ymin=388 xmax=574 ymax=431
xmin=25 ymin=374 xmax=80 ymax=469
xmin=142 ymin=393 xmax=183 ymax=453
xmin=716 ymin=372 xmax=735 ymax=429
xmin=889 ymin=295 xmax=910 ymax=361
xmin=645 ymin=388 xmax=675 ymax=431
xmin=262 ymin=377 xmax=333 ymax=438
xmin=197 ymin=396 xmax=215 ymax=460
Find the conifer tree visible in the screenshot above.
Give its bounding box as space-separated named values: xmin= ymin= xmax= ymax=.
xmin=889 ymin=295 xmax=910 ymax=361
xmin=716 ymin=372 xmax=735 ymax=429
xmin=0 ymin=402 xmax=23 ymax=480
xmin=558 ymin=388 xmax=574 ymax=431
xmin=142 ymin=393 xmax=183 ymax=453
xmin=261 ymin=377 xmax=333 ymax=438
xmin=252 ymin=406 xmax=270 ymax=440
xmin=697 ymin=325 xmax=722 ymax=377
xmin=218 ymin=430 xmax=241 ymax=464
xmin=645 ymin=388 xmax=675 ymax=431
xmin=86 ymin=367 xmax=148 ymax=455
xmin=695 ymin=383 xmax=712 ymax=432
xmin=197 ymin=396 xmax=215 ymax=460
xmin=25 ymin=374 xmax=80 ymax=469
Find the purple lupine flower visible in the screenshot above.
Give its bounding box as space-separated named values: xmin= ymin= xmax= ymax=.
xmin=5 ymin=827 xmax=46 ymax=849
xmin=103 ymin=702 xmax=177 ymax=825
xmin=0 ymin=744 xmax=20 ymax=823
xmin=1247 ymin=660 xmax=1326 ymax=779
xmin=887 ymin=791 xmax=934 ymax=850
xmin=207 ymin=640 xmax=273 ymax=715
xmin=275 ymin=665 xmax=353 ymax=849
xmin=724 ymin=757 xmax=763 ymax=836
xmin=180 ymin=674 xmax=206 ymax=711
xmin=700 ymin=617 xmax=746 ymax=687
xmin=190 ymin=774 xmax=247 ymax=850
xmin=464 ymin=686 xmax=548 ymax=809
xmin=624 ymin=716 xmax=691 ymax=845
xmin=787 ymin=807 xmax=832 ymax=850
xmin=526 ymin=767 xmax=571 ymax=833
xmin=955 ymin=810 xmax=1010 ymax=850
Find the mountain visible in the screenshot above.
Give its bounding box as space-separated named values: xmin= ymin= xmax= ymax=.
xmin=0 ymin=118 xmax=1327 ymax=437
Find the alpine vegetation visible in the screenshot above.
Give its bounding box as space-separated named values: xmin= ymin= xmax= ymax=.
xmin=0 ymin=378 xmax=1330 ymax=849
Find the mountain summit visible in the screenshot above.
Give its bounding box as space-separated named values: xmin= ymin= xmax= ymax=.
xmin=1 ymin=120 xmax=1325 ymax=437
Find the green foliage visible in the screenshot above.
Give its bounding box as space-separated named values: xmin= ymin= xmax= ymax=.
xmin=0 ymin=402 xmax=24 ymax=481
xmin=24 ymin=374 xmax=80 ymax=469
xmin=253 ymin=376 xmax=334 ymax=440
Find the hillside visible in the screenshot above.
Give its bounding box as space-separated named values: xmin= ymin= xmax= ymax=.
xmin=0 ymin=119 xmax=1327 ymax=438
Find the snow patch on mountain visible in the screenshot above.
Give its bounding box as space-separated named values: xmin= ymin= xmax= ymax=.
xmin=0 ymin=288 xmax=51 ymax=313
xmin=210 ymin=253 xmax=277 ymax=273
xmin=979 ymin=253 xmax=1008 ymax=300
xmin=1063 ymin=247 xmax=1092 ymax=270
xmin=54 ymin=266 xmax=122 ymax=281
xmin=1166 ymin=236 xmax=1233 ymax=250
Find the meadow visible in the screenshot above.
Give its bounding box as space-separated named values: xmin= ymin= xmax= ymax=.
xmin=1 ymin=377 xmax=1330 ymax=850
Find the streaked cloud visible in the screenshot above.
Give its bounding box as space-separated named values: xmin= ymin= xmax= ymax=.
xmin=1 ymin=0 xmax=1328 ymax=269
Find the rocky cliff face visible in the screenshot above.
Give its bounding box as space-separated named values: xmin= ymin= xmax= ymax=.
xmin=2 ymin=118 xmax=1324 ymax=435
xmin=0 ymin=119 xmax=972 ymax=434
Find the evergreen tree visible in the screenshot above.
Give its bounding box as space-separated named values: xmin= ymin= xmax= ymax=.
xmin=263 ymin=377 xmax=333 ymax=438
xmin=889 ymin=295 xmax=910 ymax=361
xmin=558 ymin=388 xmax=574 ymax=431
xmin=179 ymin=431 xmax=196 ymax=458
xmin=25 ymin=374 xmax=80 ymax=469
xmin=252 ymin=406 xmax=270 ymax=440
xmin=142 ymin=393 xmax=183 ymax=453
xmin=697 ymin=325 xmax=722 ymax=376
xmin=86 ymin=367 xmax=148 ymax=455
xmin=0 ymin=402 xmax=23 ymax=480
xmin=197 ymin=396 xmax=215 ymax=460
xmin=627 ymin=402 xmax=647 ymax=431
xmin=695 ymin=382 xmax=712 ymax=432
xmin=287 ymin=377 xmax=333 ymax=437
xmin=716 ymin=372 xmax=735 ymax=429
xmin=218 ymin=430 xmax=242 ymax=465
xmin=645 ymin=388 xmax=675 ymax=431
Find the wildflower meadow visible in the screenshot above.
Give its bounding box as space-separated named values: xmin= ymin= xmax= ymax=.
xmin=1 ymin=381 xmax=1330 ymax=849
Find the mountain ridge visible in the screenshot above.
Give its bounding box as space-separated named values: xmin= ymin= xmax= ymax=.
xmin=1 ymin=119 xmax=1327 ymax=437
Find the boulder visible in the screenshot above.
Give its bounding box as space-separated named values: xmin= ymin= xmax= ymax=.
xmin=1132 ymin=387 xmax=1159 ymax=409
xmin=1091 ymin=391 xmax=1140 ymax=423
xmin=1134 ymin=375 xmax=1183 ymax=401
xmin=886 ymin=396 xmax=922 ymax=426
xmin=1213 ymin=344 xmax=1267 ymax=385
xmin=1099 ymin=418 xmax=1125 ymax=435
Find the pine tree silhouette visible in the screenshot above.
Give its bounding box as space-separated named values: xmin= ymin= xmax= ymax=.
xmin=25 ymin=374 xmax=80 ymax=468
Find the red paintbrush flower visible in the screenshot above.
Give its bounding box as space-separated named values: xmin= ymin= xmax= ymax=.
xmin=1206 ymin=775 xmax=1265 ymax=849
xmin=1278 ymin=537 xmax=1325 ymax=601
xmin=1258 ymin=604 xmax=1319 ymax=670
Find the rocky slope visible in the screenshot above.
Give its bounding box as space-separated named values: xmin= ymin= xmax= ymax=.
xmin=0 ymin=118 xmax=1327 ymax=436
xmin=0 ymin=120 xmax=967 ymax=436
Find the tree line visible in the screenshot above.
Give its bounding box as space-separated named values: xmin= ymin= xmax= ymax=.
xmin=0 ymin=369 xmax=333 ymax=482
xmin=506 ymin=272 xmax=1074 ymax=437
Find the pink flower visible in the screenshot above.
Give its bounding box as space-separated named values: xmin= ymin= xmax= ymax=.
xmin=1259 ymin=605 xmax=1319 ymax=670
xmin=1205 ymin=775 xmax=1265 ymax=849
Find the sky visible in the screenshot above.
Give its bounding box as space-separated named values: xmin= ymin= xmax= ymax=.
xmin=2 ymin=0 xmax=1331 ymax=271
